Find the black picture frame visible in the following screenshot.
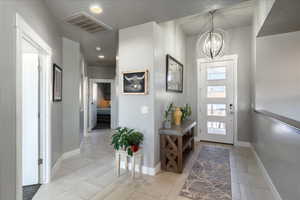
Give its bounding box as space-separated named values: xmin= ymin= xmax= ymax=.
xmin=166 ymin=54 xmax=183 ymax=93
xmin=53 ymin=64 xmax=63 ymax=102
xmin=122 ymin=70 xmax=148 ymax=95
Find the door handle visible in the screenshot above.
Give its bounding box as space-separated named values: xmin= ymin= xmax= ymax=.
xmin=229 ymin=104 xmax=234 ymax=114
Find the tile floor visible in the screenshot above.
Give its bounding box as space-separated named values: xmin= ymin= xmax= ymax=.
xmin=33 ymin=129 xmax=274 ymax=200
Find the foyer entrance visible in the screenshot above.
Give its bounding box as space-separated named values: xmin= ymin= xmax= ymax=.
xmin=197 ymin=55 xmax=238 ymax=144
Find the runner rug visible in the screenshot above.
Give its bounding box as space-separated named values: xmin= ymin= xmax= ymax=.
xmin=179 ymin=145 xmax=231 ymax=200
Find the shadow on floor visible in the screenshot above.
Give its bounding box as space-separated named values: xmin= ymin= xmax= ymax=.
xmin=23 ymin=184 xmax=41 ymax=200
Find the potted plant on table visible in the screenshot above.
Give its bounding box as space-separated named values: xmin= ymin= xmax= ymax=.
xmin=181 ymin=104 xmax=192 ymax=122
xmin=111 ymin=127 xmax=144 ymax=156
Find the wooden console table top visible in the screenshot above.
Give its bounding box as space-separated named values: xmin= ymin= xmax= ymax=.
xmin=159 ymin=120 xmax=197 ymax=136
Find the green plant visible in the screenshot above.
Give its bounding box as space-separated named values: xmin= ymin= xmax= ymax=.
xmin=164 ymin=103 xmax=174 ymax=120
xmin=181 ymin=104 xmax=192 ymax=121
xmin=111 ymin=127 xmax=144 ymax=156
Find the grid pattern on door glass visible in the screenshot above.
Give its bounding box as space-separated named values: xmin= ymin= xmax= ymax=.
xmin=207 ymin=104 xmax=226 ymax=117
xmin=207 ymin=67 xmax=226 ymax=80
xmin=206 ymin=65 xmax=228 ymax=136
xmin=207 ymin=121 xmax=226 ymax=135
xmin=207 ymin=86 xmax=226 ymax=98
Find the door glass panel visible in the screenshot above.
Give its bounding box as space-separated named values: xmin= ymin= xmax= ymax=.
xmin=207 ymin=67 xmax=226 ymax=80
xmin=207 ymin=86 xmax=226 ymax=98
xmin=207 ymin=121 xmax=226 ymax=135
xmin=207 ymin=104 xmax=226 ymax=116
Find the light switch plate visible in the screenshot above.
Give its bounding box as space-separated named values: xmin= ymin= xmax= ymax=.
xmin=141 ymin=106 xmax=149 ymax=114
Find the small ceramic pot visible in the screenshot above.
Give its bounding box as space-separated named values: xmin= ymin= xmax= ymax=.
xmin=163 ymin=120 xmax=172 ymax=129
xmin=131 ymin=145 xmax=139 ymax=153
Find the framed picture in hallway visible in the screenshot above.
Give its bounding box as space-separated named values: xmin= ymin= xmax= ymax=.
xmin=166 ymin=54 xmax=183 ymax=93
xmin=122 ymin=70 xmax=148 ymax=95
xmin=53 ymin=64 xmax=63 ymax=101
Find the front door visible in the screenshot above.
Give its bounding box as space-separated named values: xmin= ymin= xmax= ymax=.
xmin=198 ymin=56 xmax=236 ymax=144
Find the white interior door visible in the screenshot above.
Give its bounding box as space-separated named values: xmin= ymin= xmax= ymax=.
xmin=22 ymin=39 xmax=40 ymax=186
xmin=198 ymin=58 xmax=236 ymax=144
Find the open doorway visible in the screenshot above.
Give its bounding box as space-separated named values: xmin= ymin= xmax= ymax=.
xmin=95 ymin=82 xmax=111 ymax=129
xmin=89 ymin=79 xmax=116 ymax=131
xmin=16 ymin=14 xmax=52 ymax=200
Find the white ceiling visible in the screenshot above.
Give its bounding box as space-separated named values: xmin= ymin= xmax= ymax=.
xmin=179 ymin=1 xmax=253 ymax=36
xmin=44 ymin=0 xmax=250 ymax=66
xmin=258 ymin=0 xmax=300 ymax=37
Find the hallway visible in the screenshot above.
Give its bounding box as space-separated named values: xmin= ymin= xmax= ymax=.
xmin=33 ymin=129 xmax=274 ymax=200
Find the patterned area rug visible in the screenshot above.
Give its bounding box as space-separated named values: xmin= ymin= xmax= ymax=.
xmin=180 ymin=145 xmax=231 ymax=200
xmin=23 ymin=184 xmax=41 ymax=200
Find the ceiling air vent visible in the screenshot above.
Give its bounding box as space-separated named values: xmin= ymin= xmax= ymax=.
xmin=65 ymin=12 xmax=112 ymax=34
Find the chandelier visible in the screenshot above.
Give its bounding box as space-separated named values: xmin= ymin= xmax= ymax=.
xmin=199 ymin=10 xmax=225 ymax=59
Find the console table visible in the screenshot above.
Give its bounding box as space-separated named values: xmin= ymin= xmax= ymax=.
xmin=159 ymin=120 xmax=196 ymax=173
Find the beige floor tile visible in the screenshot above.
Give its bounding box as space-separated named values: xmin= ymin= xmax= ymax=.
xmin=129 ymin=191 xmax=161 ymax=200
xmin=33 ymin=130 xmax=274 ymax=200
xmin=232 ymin=183 xmax=241 ymax=200
xmin=66 ymin=181 xmax=101 ymax=200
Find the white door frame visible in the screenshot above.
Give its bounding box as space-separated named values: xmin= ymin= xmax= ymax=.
xmin=197 ymin=55 xmax=238 ymax=145
xmin=83 ymin=76 xmax=89 ymax=137
xmin=16 ymin=13 xmax=52 ymax=200
xmin=89 ymin=78 xmax=116 ymax=131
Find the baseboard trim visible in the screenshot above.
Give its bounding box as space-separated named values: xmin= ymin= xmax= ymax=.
xmin=195 ymin=136 xmax=201 ymax=142
xmin=250 ymin=145 xmax=282 ymax=200
xmin=120 ymin=161 xmax=161 ymax=176
xmin=61 ymin=148 xmax=80 ymax=160
xmin=51 ymin=156 xmax=63 ymax=178
xmin=235 ymin=141 xmax=251 ymax=147
xmin=51 ymin=148 xmax=80 ymax=179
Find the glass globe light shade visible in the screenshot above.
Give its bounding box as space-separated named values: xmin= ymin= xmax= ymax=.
xmin=202 ymin=31 xmax=224 ymax=59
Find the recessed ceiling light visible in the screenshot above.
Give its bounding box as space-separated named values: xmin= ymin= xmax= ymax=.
xmin=89 ymin=4 xmax=103 ymax=14
xmin=98 ymin=55 xmax=105 ymax=59
xmin=96 ymin=46 xmax=101 ymax=51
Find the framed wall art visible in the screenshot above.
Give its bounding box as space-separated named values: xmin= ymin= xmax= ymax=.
xmin=53 ymin=64 xmax=63 ymax=101
xmin=122 ymin=70 xmax=148 ymax=95
xmin=166 ymin=54 xmax=183 ymax=93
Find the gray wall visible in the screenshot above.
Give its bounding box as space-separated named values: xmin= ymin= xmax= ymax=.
xmin=186 ymin=26 xmax=253 ymax=142
xmin=62 ymin=38 xmax=81 ymax=153
xmin=87 ymin=66 xmax=115 ymax=79
xmin=256 ymin=31 xmax=300 ymax=121
xmin=0 ymin=1 xmax=62 ymax=199
xmin=153 ymin=20 xmax=187 ymax=166
xmin=251 ymin=1 xmax=300 ymax=199
xmin=252 ymin=112 xmax=300 ymax=200
xmin=118 ymin=22 xmax=156 ymax=168
xmin=118 ymin=21 xmax=187 ymax=168
xmin=252 ymin=28 xmax=300 ymax=200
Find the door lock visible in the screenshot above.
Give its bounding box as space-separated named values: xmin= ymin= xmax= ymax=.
xmin=229 ymin=104 xmax=234 ymax=114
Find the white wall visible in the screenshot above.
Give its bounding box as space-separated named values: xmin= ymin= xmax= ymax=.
xmin=62 ymin=38 xmax=81 ymax=153
xmin=0 ymin=1 xmax=62 ymax=199
xmin=186 ymin=26 xmax=253 ymax=142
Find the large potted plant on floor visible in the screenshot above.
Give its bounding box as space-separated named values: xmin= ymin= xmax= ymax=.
xmin=111 ymin=127 xmax=144 ymax=156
